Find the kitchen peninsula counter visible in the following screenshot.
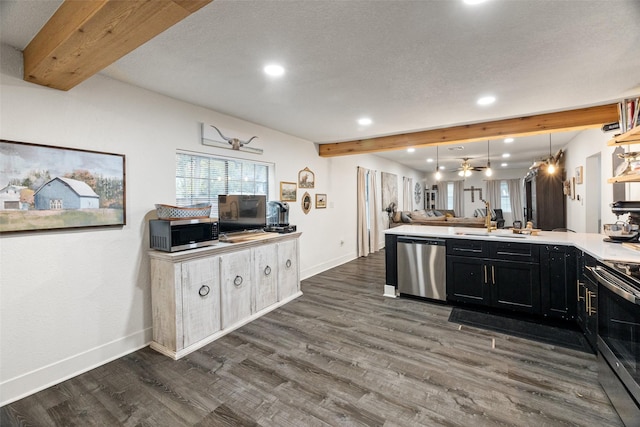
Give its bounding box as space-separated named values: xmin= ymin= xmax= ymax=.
xmin=385 ymin=225 xmax=638 ymax=263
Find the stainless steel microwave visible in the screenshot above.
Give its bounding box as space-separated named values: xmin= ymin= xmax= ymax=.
xmin=149 ymin=218 xmax=218 ymax=252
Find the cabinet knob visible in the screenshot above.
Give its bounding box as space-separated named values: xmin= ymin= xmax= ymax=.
xmin=198 ymin=285 xmax=210 ymax=297
xmin=286 ymin=259 xmax=292 ymax=268
xmin=234 ymin=275 xmax=243 ymax=287
xmin=264 ymin=265 xmax=272 ymax=276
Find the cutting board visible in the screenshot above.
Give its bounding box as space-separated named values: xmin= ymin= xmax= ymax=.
xmin=220 ymin=232 xmax=276 ymax=243
xmin=621 ymin=242 xmax=640 ymax=252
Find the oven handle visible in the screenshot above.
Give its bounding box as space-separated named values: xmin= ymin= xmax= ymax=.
xmin=586 ymin=265 xmax=640 ymax=305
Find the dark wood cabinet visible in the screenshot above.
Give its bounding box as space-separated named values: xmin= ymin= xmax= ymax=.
xmin=446 ymin=239 xmax=540 ymax=314
xmin=576 ymin=251 xmax=597 ymax=353
xmin=385 ymin=234 xmax=398 ymax=288
xmin=540 ymin=244 xmax=577 ymax=320
xmin=524 ymin=169 xmax=566 ymax=231
xmin=491 ymin=260 xmax=540 ymax=313
xmin=447 ymin=256 xmax=489 ymax=304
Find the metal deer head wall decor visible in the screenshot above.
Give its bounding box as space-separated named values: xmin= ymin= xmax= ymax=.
xmin=201 ymin=124 xmax=263 ymax=155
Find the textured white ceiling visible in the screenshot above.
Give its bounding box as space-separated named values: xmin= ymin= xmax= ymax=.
xmin=1 ymin=0 xmax=639 ymax=172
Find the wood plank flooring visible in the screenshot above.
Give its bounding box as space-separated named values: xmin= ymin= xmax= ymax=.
xmin=1 ymin=250 xmax=623 ymax=426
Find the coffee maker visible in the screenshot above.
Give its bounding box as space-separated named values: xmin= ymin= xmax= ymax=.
xmin=607 ymin=201 xmax=640 ymax=243
xmin=266 ymin=201 xmax=296 ymax=233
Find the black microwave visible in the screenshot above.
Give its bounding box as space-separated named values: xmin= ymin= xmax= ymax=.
xmin=149 ymin=218 xmax=219 ymax=252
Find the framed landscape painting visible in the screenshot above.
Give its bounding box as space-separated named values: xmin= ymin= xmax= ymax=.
xmin=280 ymin=181 xmax=297 ymax=202
xmin=0 ymin=140 xmax=126 ymax=233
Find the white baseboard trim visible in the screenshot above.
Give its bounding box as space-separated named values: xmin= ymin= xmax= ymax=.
xmin=301 ymin=252 xmax=357 ymax=280
xmin=383 ymin=284 xmax=398 ymax=298
xmin=1 ymin=328 xmax=152 ymax=406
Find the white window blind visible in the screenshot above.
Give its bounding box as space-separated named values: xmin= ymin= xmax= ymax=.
xmin=500 ymin=180 xmax=511 ymax=213
xmin=176 ymin=152 xmax=272 ymax=217
xmin=447 ymin=182 xmax=454 ymax=210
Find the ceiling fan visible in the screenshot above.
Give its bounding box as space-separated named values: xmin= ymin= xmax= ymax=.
xmin=456 ymin=157 xmax=486 ymax=177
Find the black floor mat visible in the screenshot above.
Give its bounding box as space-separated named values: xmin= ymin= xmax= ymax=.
xmin=448 ymin=307 xmax=592 ymax=353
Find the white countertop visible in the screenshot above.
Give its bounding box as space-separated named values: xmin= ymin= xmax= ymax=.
xmin=385 ymin=225 xmax=640 ymax=263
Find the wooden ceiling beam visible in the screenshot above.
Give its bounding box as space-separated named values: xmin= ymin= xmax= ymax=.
xmin=318 ymin=103 xmax=619 ymax=157
xmin=23 ymin=0 xmax=212 ymax=91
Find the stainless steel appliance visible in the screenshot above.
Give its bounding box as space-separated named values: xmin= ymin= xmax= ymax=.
xmin=267 ymin=200 xmax=289 ymax=226
xmin=397 ymin=236 xmax=446 ymax=301
xmin=588 ymin=260 xmax=640 ymax=426
xmin=265 ymin=201 xmax=296 ymax=233
xmin=149 ymin=217 xmax=219 ymax=252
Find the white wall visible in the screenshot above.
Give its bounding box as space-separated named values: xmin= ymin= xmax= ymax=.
xmin=0 ymin=44 xmax=423 ymax=405
xmin=564 ymin=128 xmax=640 ymax=232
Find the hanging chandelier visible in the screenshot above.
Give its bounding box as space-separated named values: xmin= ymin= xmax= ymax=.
xmin=435 ymin=145 xmax=442 ymax=181
xmin=547 ymin=134 xmax=556 ymax=174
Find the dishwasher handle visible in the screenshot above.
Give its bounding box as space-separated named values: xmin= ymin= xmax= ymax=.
xmin=397 ymin=237 xmax=446 ymax=246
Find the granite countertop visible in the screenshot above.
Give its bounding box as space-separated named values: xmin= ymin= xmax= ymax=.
xmin=385 ymin=225 xmax=639 ymax=263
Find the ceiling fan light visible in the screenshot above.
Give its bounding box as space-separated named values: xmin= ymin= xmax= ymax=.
xmin=458 ymin=170 xmax=464 ymax=177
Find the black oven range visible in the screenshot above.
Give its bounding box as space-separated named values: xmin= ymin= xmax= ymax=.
xmin=589 ymin=259 xmax=640 ymax=426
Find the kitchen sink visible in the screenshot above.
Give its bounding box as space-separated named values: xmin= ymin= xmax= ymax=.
xmin=455 ymin=231 xmax=528 ymax=238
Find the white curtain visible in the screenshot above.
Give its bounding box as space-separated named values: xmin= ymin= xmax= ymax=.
xmin=485 ymin=180 xmax=502 ymax=210
xmin=436 ymin=182 xmax=448 ymax=210
xmin=402 ymin=177 xmax=413 ymax=211
xmin=357 ymin=167 xmax=380 ymax=257
xmin=453 ymin=180 xmax=465 ymax=217
xmin=507 ymin=178 xmax=524 ymax=222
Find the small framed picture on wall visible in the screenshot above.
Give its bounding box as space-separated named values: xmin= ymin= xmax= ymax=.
xmin=316 ymin=193 xmax=327 ymax=208
xmin=280 ymin=181 xmax=297 ymax=202
xmin=575 ymin=166 xmax=583 ymax=184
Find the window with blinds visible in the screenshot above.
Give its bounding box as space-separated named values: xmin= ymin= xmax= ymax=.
xmin=176 ymin=152 xmax=272 ymax=217
xmin=500 ymin=180 xmax=512 ymax=213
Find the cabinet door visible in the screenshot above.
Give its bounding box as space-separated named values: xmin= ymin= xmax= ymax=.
xmin=253 ymin=244 xmax=278 ymax=312
xmin=490 ymin=260 xmax=540 ymax=314
xmin=540 ymin=245 xmax=576 ymax=319
xmin=181 ymin=257 xmax=221 ymax=349
xmin=583 ymin=274 xmax=598 ymax=353
xmin=220 ymin=250 xmax=253 ymax=329
xmin=446 ymin=256 xmax=489 ymax=305
xmin=278 ymin=239 xmax=299 ymax=300
xmin=385 ymin=234 xmax=397 ymax=287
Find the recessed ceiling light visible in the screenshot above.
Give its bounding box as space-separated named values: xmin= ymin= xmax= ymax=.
xmin=501 ymin=163 xmax=508 ymax=167
xmin=426 ymin=158 xmax=434 ymax=163
xmin=407 ymin=148 xmax=415 ymax=153
xmin=439 ymin=166 xmax=445 ymax=170
xmin=504 ymin=138 xmax=514 ymax=143
xmin=357 ymin=117 xmax=372 ymax=126
xmin=464 ymin=0 xmax=487 ymax=4
xmin=502 ymin=153 xmax=510 ymax=158
xmin=263 ymin=64 xmax=285 ymax=77
xmin=477 ymin=96 xmax=496 ymax=106
xmin=448 ymin=146 xmax=464 ymax=151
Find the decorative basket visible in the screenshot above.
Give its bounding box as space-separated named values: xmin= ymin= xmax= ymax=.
xmin=155 ymin=203 xmax=212 ymax=220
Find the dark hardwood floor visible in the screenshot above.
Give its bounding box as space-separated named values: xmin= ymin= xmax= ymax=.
xmin=1 ymin=250 xmax=622 ymax=426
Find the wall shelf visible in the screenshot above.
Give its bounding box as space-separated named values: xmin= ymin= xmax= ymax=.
xmin=607 ymin=126 xmax=640 ymax=146
xmin=608 ymin=174 xmax=640 ymax=183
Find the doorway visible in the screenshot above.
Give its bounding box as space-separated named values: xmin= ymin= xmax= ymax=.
xmin=585 ymin=153 xmax=601 ymax=233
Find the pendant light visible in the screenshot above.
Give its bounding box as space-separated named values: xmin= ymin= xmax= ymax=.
xmin=485 ymin=140 xmax=493 ymax=177
xmin=547 ymin=134 xmax=556 ymax=174
xmin=435 ymin=145 xmax=442 ymax=181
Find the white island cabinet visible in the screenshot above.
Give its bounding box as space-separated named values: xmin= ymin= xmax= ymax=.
xmin=149 ymin=232 xmax=302 ymax=359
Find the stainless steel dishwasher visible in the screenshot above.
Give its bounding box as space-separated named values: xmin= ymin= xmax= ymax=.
xmin=397 ymin=236 xmax=446 ymax=301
